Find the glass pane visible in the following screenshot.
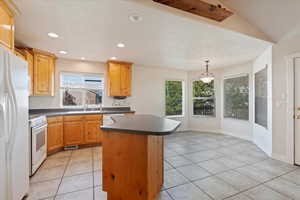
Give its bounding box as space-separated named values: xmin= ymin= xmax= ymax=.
xmin=62 ymin=89 xmax=84 ymax=106
xmin=193 ymin=98 xmax=215 ymax=116
xmin=86 ymin=89 xmax=103 ymax=105
xmin=255 ymin=68 xmax=268 ymax=128
xmin=84 ymin=75 xmax=104 ymax=90
xmin=224 ymin=75 xmax=249 ymax=120
xmin=36 ymin=130 xmax=45 ymax=152
xmin=165 ymin=81 xmax=183 ymax=116
xmin=61 ymin=73 xmax=84 ymax=88
xmin=193 ymin=80 xmax=214 ymax=97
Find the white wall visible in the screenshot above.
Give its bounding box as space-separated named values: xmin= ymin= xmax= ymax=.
xmin=29 ymin=58 xmax=189 ymax=131
xmin=188 ymin=62 xmax=254 ymax=141
xmin=252 ymin=47 xmax=273 ymax=156
xmin=271 ymin=26 xmax=300 ymax=162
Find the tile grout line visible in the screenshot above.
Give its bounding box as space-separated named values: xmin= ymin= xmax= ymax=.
xmin=168 ymin=165 xmax=215 ymax=200
xmin=218 ymin=165 xmax=299 ymax=200
xmin=53 ymin=150 xmax=73 ymax=200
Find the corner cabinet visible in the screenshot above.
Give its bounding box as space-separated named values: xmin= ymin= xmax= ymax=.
xmin=47 ymin=117 xmax=64 ymax=154
xmin=107 ymin=61 xmax=132 ymax=97
xmin=0 ymin=0 xmax=15 ymax=51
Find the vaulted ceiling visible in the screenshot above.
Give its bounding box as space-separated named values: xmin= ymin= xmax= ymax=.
xmin=13 ymin=0 xmax=274 ymax=70
xmin=221 ymin=0 xmax=300 ymax=42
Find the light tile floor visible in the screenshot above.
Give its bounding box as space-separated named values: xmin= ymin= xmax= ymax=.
xmin=26 ymin=131 xmax=300 ymax=200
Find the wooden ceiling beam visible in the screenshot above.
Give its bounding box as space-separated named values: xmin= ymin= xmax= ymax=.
xmin=152 ymin=0 xmax=233 ymax=22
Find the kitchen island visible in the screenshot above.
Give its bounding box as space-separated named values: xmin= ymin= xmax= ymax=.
xmin=100 ymin=115 xmax=181 ymax=200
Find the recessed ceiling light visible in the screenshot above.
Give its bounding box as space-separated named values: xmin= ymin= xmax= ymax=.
xmin=110 ymin=57 xmax=117 ymax=60
xmin=117 ymin=43 xmax=125 ymax=48
xmin=129 ymin=15 xmax=143 ymax=22
xmin=81 ymin=57 xmax=85 ymax=60
xmin=59 ymin=50 xmax=67 ymax=54
xmin=48 ymin=32 xmax=59 ymax=38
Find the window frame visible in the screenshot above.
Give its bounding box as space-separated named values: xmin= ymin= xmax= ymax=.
xmin=59 ymin=71 xmax=105 ymax=108
xmin=191 ymin=79 xmax=216 ymax=118
xmin=164 ymin=79 xmax=185 ymax=118
xmin=223 ymin=73 xmax=250 ymax=121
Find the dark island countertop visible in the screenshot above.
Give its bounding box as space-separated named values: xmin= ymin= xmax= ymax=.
xmin=100 ymin=114 xmax=181 ymax=135
xmin=29 ymin=107 xmax=135 ymax=120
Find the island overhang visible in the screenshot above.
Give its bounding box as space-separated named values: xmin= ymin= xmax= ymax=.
xmin=100 ymin=114 xmax=181 ymax=135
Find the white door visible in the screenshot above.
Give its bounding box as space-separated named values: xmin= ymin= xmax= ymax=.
xmin=295 ymin=57 xmax=300 ymax=165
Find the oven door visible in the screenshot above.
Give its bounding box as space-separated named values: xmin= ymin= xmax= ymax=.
xmin=31 ymin=124 xmax=47 ymax=174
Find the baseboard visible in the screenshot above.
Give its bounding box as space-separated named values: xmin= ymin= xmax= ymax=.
xmin=220 ymin=130 xmax=252 ymax=141
xmin=272 ymin=153 xmax=293 ymax=164
xmin=190 ymin=129 xmax=223 ymax=134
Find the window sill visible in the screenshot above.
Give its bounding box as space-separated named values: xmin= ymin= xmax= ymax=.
xmin=166 ymin=115 xmax=185 ymax=119
xmin=223 ymin=117 xmax=250 ymax=122
xmin=192 ymin=115 xmax=216 ymax=119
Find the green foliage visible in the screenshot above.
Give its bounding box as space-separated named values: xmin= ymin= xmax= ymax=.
xmin=193 ymin=81 xmax=214 ymax=97
xmin=224 ymin=76 xmax=249 ymax=120
xmin=193 ymin=80 xmax=215 ymax=116
xmin=165 ymin=81 xmax=183 ymax=116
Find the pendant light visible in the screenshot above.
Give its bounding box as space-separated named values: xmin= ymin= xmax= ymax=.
xmin=200 ymin=60 xmax=214 ymax=83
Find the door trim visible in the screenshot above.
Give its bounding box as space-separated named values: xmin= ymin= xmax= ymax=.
xmin=286 ymin=53 xmax=300 ymax=164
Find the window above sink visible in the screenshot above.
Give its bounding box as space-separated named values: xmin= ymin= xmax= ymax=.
xmin=60 ymin=72 xmax=104 ymax=108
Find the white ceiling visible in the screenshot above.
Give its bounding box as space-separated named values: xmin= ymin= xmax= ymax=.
xmin=221 ymin=0 xmax=300 ymax=42
xmin=14 ymin=0 xmax=271 ymax=70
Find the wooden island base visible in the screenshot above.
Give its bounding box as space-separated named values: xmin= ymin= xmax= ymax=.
xmin=102 ymin=131 xmax=164 ymax=200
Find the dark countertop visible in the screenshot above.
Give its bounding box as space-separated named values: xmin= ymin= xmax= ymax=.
xmin=29 ymin=107 xmax=135 ymax=120
xmin=100 ymin=115 xmax=181 ymax=135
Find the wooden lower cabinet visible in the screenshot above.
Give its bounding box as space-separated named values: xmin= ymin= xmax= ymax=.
xmin=85 ymin=120 xmax=102 ymax=144
xmin=102 ymin=131 xmax=163 ymax=200
xmin=63 ymin=120 xmax=85 ymax=146
xmin=62 ymin=114 xmax=102 ymax=147
xmin=47 ymin=117 xmax=64 ymax=154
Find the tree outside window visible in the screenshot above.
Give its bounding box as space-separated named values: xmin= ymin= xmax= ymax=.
xmin=165 ymin=80 xmax=184 ymax=116
xmin=192 ymin=80 xmax=215 ymax=116
xmin=224 ymin=75 xmax=249 ymax=120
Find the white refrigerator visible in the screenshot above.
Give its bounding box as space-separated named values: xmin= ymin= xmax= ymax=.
xmin=0 ymin=46 xmax=30 ymax=200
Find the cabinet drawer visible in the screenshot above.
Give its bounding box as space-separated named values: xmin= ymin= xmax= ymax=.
xmin=85 ymin=114 xmax=102 ymax=121
xmin=63 ymin=115 xmax=85 ymax=122
xmin=47 ymin=116 xmax=63 ymax=124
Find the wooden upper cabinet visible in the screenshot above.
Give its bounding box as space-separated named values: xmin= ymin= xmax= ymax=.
xmin=14 ymin=48 xmax=25 ymax=59
xmin=120 ymin=64 xmax=132 ymax=96
xmin=0 ymin=0 xmax=15 ymax=51
xmin=108 ymin=61 xmax=132 ymax=97
xmin=31 ymin=49 xmax=56 ymax=96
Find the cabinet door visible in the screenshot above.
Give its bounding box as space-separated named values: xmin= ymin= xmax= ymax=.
xmin=84 ymin=120 xmax=101 ymax=144
xmin=0 ymin=1 xmax=14 ymax=50
xmin=120 ymin=64 xmax=132 ymax=96
xmin=108 ymin=63 xmax=121 ymax=96
xmin=47 ymin=122 xmax=64 ymax=153
xmin=63 ymin=121 xmax=84 ymax=146
xmin=34 ymin=54 xmax=54 ymax=96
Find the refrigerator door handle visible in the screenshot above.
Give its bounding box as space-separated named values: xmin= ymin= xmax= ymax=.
xmin=0 ymin=102 xmax=7 ymax=139
xmin=5 ymin=55 xmax=18 ymax=160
